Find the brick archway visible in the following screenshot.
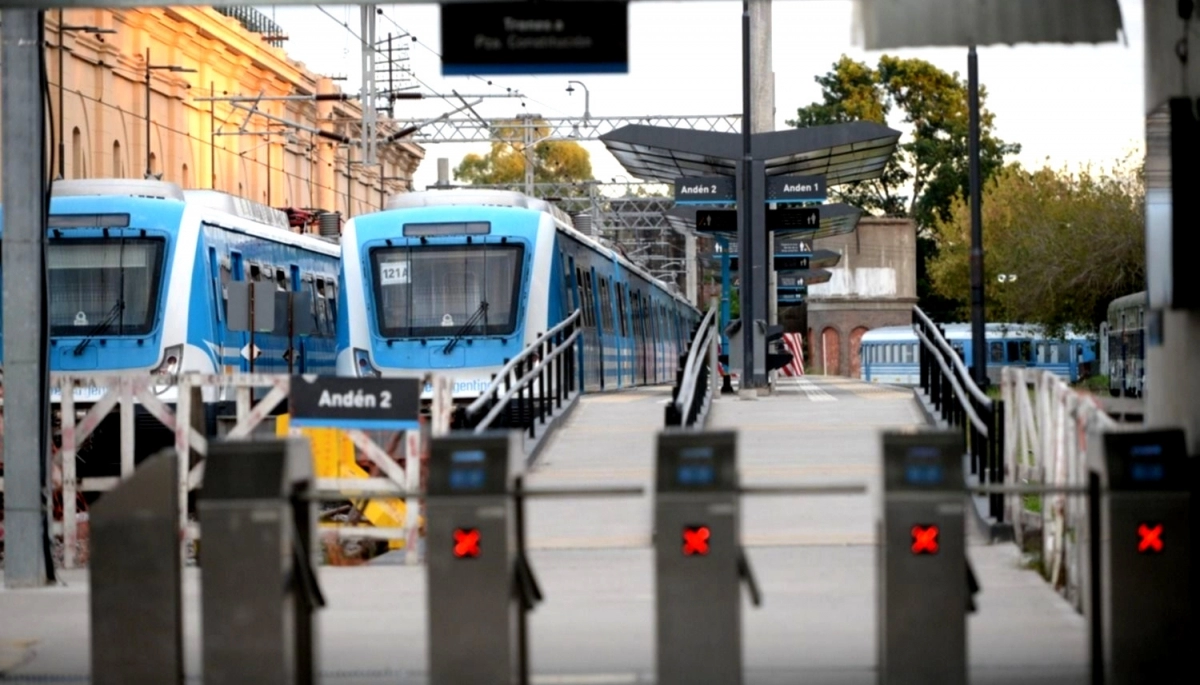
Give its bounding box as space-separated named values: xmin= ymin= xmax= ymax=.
xmin=849 ymin=326 xmax=870 ymax=378
xmin=822 ymin=327 xmax=841 ymax=376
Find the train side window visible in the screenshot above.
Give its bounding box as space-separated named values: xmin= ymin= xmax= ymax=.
xmin=901 ymin=344 xmax=912 ymax=364
xmin=1057 ymin=343 xmax=1070 ymax=362
xmin=1019 ymin=341 xmax=1033 ymax=362
xmin=314 ymin=278 xmax=330 ymax=337
xmin=912 ymin=343 xmax=919 ymax=361
xmin=616 ymin=284 xmax=628 ymax=336
xmin=249 ymin=263 xmax=262 ymax=282
xmin=231 ymin=252 xmax=244 ymax=281
xmin=328 ymin=281 xmax=338 ymax=325
xmin=208 ymin=247 xmax=224 ymax=322
xmin=989 ymin=342 xmax=1004 ymax=362
xmin=1036 ymin=343 xmax=1047 ymax=363
xmin=275 ymin=268 xmax=288 ymax=291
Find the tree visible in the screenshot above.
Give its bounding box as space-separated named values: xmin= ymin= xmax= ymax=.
xmin=788 ymin=55 xmax=1022 ymax=319
xmin=927 ymin=155 xmax=1144 ymax=337
xmin=453 ymin=118 xmax=593 ymax=185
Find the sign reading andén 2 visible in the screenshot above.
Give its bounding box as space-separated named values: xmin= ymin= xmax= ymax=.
xmin=289 ymin=376 xmax=421 ymax=430
xmin=440 ymin=2 xmax=629 ymax=75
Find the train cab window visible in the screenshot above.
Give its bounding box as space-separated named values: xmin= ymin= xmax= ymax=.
xmin=370 ymin=243 xmax=525 ymax=338
xmin=989 ymin=342 xmax=1004 ymax=363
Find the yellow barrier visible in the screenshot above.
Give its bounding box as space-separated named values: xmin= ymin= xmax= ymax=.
xmin=276 ymin=414 xmax=408 ymax=550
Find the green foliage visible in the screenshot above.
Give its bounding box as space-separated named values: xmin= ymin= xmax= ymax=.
xmin=927 ymin=156 xmax=1144 ymax=336
xmin=453 ymin=118 xmax=593 ymax=185
xmin=789 ymin=55 xmax=1021 ymax=320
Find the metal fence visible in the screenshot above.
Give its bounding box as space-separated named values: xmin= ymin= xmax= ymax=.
xmin=666 ymin=306 xmax=719 ymax=428
xmin=912 ymin=307 xmax=1006 ymax=522
xmin=461 ymin=310 xmax=581 ymax=447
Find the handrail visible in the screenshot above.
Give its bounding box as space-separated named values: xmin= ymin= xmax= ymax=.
xmin=465 ymin=309 xmax=582 ymax=419
xmin=473 ymin=329 xmax=581 ymax=432
xmin=915 ymin=327 xmax=989 ymax=437
xmin=668 ymin=306 xmax=719 ymax=427
xmin=913 ymin=306 xmax=992 ymax=409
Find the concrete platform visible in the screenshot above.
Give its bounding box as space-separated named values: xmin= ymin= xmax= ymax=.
xmin=0 ymin=377 xmax=1086 ymax=683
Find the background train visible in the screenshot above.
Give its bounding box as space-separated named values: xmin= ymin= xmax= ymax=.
xmin=1104 ymin=290 xmax=1145 ymax=397
xmin=860 ymin=323 xmax=1097 ymax=386
xmin=0 ymin=178 xmax=340 ymax=478
xmin=336 ymin=189 xmax=700 ymax=401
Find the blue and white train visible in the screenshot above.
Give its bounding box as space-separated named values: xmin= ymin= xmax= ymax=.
xmin=860 ymin=323 xmax=1097 ymax=386
xmin=337 ymin=189 xmax=700 ymax=399
xmin=0 ymin=178 xmax=341 ymax=477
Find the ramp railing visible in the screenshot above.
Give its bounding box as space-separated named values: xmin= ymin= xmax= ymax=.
xmin=462 ymin=309 xmax=581 ymax=440
xmin=912 ymin=307 xmax=1006 ymax=523
xmin=666 ymin=306 xmax=719 ymax=428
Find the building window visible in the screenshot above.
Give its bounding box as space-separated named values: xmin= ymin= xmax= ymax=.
xmin=71 ymin=127 xmax=84 ymax=179
xmin=112 ymin=140 xmax=122 ymax=177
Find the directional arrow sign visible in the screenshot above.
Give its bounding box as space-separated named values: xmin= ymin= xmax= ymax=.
xmin=726 ymin=256 xmax=811 ymax=272
xmin=694 ymin=209 xmax=739 ymax=233
xmin=766 ymin=207 xmax=820 ymax=231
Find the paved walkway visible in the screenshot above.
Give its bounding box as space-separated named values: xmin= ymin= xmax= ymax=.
xmin=0 ymin=376 xmax=1086 ymax=683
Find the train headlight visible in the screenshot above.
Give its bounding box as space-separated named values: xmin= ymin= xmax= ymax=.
xmin=354 ymin=348 xmax=381 ymax=378
xmin=153 ymin=345 xmax=183 ymax=376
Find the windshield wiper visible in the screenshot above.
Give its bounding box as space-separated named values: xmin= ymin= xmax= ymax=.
xmin=441 ymin=301 xmax=489 ymax=355
xmin=72 ymin=300 xmax=125 ymax=356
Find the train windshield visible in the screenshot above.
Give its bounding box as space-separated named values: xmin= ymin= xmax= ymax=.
xmin=370 ymin=243 xmax=524 ymax=338
xmin=48 ymin=238 xmax=166 ymax=337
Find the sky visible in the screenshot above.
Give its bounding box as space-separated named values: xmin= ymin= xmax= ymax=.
xmin=266 ymin=1 xmax=1146 ymax=191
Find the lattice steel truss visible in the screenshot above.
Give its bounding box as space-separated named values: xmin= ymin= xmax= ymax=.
xmin=390 ymin=113 xmax=741 ymax=143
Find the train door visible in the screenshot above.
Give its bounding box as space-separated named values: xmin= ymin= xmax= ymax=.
xmin=229 ymin=251 xmax=247 ymax=372
xmin=587 ymin=268 xmax=605 ymax=390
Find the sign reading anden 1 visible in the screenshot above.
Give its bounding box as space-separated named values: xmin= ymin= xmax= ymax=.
xmin=289 ymin=376 xmax=421 ymax=430
xmin=440 ymin=2 xmax=629 ymax=75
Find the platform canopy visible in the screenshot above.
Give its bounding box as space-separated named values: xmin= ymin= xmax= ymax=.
xmin=599 ymin=121 xmax=901 ymax=186
xmin=665 ymin=203 xmax=863 ymax=241
xmin=853 ymin=0 xmax=1123 ymax=50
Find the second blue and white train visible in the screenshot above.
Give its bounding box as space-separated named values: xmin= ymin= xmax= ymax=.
xmin=859 ymin=323 xmax=1097 ymax=386
xmin=336 ymin=189 xmax=700 ymax=399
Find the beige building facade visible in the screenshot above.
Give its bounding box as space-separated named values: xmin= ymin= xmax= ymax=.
xmin=1 ymin=7 xmax=423 ymax=227
xmin=800 ymin=217 xmax=919 ymax=377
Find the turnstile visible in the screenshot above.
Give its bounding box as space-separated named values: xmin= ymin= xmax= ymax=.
xmin=426 ymin=431 xmax=522 ymax=684
xmin=655 ymin=430 xmax=758 ymax=685
xmin=879 ymin=429 xmax=968 ymax=685
xmin=198 ymin=438 xmax=323 ymax=685
xmin=1089 ymin=428 xmax=1190 ymax=683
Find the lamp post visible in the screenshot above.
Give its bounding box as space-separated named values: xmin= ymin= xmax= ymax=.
xmin=566 ymin=80 xmax=590 ymax=123
xmin=144 ymin=47 xmax=195 ymax=179
xmin=56 ymin=10 xmax=114 ymax=180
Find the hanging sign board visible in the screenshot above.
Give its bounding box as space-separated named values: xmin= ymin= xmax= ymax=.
xmin=440 ymin=2 xmax=629 ymax=75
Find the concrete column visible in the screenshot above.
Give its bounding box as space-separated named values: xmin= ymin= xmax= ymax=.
xmin=2 ymin=9 xmax=52 ymax=588
xmin=1143 ymin=0 xmax=1200 ymax=454
xmin=750 ymin=0 xmax=777 ymax=389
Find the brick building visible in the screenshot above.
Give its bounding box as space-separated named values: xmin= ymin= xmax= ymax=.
xmin=800 ymin=217 xmax=918 ymax=377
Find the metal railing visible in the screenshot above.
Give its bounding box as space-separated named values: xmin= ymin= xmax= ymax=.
xmin=462 ymin=309 xmax=581 ymax=438
xmin=666 ymin=306 xmax=719 ymax=428
xmin=912 ymin=307 xmax=1006 ymax=522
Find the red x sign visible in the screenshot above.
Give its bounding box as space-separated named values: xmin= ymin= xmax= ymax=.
xmin=453 ymin=528 xmax=480 ymax=558
xmin=1137 ymin=522 xmax=1163 ymax=554
xmin=911 ymin=524 xmax=939 ymax=555
xmin=682 ymin=525 xmax=711 ymax=556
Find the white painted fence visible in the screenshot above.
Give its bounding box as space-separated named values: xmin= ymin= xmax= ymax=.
xmin=1001 ymin=367 xmax=1118 ymax=608
xmin=0 ymin=373 xmax=455 ymax=569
